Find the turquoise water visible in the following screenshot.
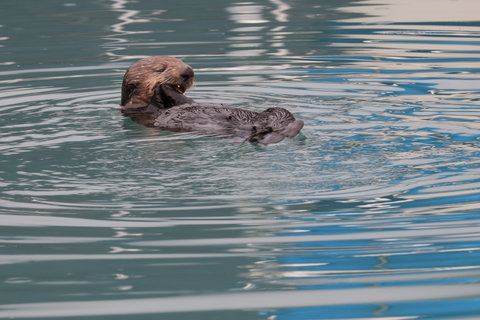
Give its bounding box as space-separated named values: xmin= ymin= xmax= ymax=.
xmin=1 ymin=0 xmax=480 ymax=319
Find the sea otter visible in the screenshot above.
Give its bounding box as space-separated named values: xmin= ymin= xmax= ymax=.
xmin=120 ymin=56 xmax=304 ymax=144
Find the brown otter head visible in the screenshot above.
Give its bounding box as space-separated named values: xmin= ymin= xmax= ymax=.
xmin=120 ymin=56 xmax=194 ymax=106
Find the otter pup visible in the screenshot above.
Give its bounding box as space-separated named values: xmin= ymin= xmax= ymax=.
xmin=120 ymin=56 xmax=304 ymax=144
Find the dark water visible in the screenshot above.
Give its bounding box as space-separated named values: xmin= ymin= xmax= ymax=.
xmin=1 ymin=0 xmax=480 ymax=319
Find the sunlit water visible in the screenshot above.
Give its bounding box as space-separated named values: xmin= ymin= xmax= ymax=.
xmin=1 ymin=0 xmax=480 ymax=319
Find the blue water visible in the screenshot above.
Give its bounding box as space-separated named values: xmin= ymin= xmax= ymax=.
xmin=1 ymin=0 xmax=480 ymax=319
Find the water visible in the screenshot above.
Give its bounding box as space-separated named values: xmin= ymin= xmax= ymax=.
xmin=1 ymin=0 xmax=480 ymax=319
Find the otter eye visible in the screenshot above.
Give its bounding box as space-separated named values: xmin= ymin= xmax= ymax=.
xmin=155 ymin=67 xmax=166 ymax=73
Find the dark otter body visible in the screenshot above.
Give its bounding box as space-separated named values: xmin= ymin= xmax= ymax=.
xmin=121 ymin=56 xmax=303 ymax=145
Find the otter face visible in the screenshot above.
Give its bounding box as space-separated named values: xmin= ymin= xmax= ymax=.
xmin=121 ymin=56 xmax=194 ymax=106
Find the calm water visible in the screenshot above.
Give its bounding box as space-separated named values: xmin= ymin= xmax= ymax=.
xmin=1 ymin=0 xmax=480 ymax=319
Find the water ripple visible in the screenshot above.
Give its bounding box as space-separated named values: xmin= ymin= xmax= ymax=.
xmin=1 ymin=0 xmax=480 ymax=319
xmin=1 ymin=284 xmax=479 ymax=318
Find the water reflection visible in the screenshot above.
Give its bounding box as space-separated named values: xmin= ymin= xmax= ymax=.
xmin=105 ymin=0 xmax=153 ymax=61
xmin=227 ymin=3 xmax=268 ymax=24
xmin=226 ymin=3 xmax=268 ymax=57
xmin=341 ymin=0 xmax=480 ymax=23
xmin=109 ymin=0 xmax=152 ymax=34
xmin=1 ymin=0 xmax=480 ymax=319
xmin=1 ymin=283 xmax=479 ymax=318
xmin=269 ymin=0 xmax=290 ymax=23
xmin=225 ymin=1 xmax=296 ymax=57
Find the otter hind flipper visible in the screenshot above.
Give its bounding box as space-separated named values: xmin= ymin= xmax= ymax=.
xmin=247 ymin=108 xmax=304 ymax=144
xmin=247 ymin=123 xmax=303 ymax=145
xmin=277 ymin=119 xmax=304 ymax=138
xmin=247 ymin=128 xmax=286 ymax=145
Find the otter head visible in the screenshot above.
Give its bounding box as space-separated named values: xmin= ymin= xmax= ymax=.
xmin=121 ymin=56 xmax=194 ymax=106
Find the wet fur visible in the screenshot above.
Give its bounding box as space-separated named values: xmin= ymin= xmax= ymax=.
xmin=121 ymin=56 xmax=303 ymax=145
xmin=121 ymin=56 xmax=194 ymax=106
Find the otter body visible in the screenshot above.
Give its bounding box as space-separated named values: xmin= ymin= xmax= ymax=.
xmin=121 ymin=56 xmax=303 ymax=145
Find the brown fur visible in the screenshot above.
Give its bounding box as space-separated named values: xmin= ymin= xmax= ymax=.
xmin=121 ymin=56 xmax=194 ymax=106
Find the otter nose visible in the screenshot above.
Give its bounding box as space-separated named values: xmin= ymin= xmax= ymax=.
xmin=181 ymin=67 xmax=194 ymax=81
